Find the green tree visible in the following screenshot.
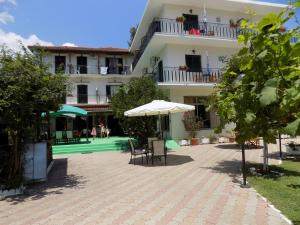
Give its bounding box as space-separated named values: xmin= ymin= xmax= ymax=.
xmin=211 ymin=5 xmax=300 ymax=172
xmin=128 ymin=24 xmax=138 ymax=47
xmin=0 ymin=47 xmax=68 ymax=189
xmin=111 ymin=76 xmax=168 ymax=144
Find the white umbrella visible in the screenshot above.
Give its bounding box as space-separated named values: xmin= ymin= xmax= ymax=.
xmin=124 ymin=100 xmax=195 ymax=138
xmin=124 ymin=100 xmax=195 ymax=117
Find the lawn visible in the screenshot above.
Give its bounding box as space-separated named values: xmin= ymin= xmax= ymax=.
xmin=248 ymin=159 xmax=300 ymax=225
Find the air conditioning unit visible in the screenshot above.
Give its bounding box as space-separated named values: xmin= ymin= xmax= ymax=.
xmin=142 ymin=67 xmax=149 ymax=75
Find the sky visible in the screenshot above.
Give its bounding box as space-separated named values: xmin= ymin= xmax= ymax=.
xmin=0 ymin=0 xmax=298 ymax=51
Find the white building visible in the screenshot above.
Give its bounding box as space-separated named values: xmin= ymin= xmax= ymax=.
xmin=29 ymin=45 xmax=135 ymax=136
xmin=130 ymin=0 xmax=287 ymax=140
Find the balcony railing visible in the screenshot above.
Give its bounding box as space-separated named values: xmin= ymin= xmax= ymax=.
xmin=153 ymin=67 xmax=222 ymax=84
xmin=55 ymin=65 xmax=131 ymax=75
xmin=66 ymin=95 xmax=112 ymax=105
xmin=132 ymin=18 xmax=248 ymax=70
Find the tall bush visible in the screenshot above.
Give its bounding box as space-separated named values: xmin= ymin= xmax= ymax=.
xmin=0 ymin=47 xmax=68 ymax=189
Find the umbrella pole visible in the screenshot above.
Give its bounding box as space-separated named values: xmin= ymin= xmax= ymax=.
xmin=86 ymin=116 xmax=89 ymax=142
xmin=159 ymin=114 xmax=163 ymax=140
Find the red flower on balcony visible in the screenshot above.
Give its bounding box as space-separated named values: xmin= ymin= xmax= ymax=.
xmin=189 ymin=28 xmax=200 ymax=35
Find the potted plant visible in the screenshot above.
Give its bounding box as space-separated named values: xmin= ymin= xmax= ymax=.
xmin=285 ymin=141 xmax=300 ymax=155
xmin=229 ymin=19 xmax=236 ymax=28
xmin=207 ymin=31 xmax=215 ymax=36
xmin=229 ymin=19 xmax=241 ymax=28
xmin=179 ymin=65 xmax=189 ymax=71
xmin=176 ymin=16 xmax=186 ymax=23
xmin=182 ymin=112 xmax=203 ymax=145
xmin=208 ymin=134 xmax=218 ymax=144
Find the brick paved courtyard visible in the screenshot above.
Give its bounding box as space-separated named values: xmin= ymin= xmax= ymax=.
xmin=0 ymin=143 xmax=289 ymax=225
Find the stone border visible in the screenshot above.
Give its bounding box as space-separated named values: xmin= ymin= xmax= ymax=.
xmin=255 ymin=189 xmax=293 ymax=225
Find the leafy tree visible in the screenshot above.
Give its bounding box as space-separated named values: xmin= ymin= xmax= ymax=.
xmin=211 ymin=5 xmax=299 ymax=172
xmin=128 ymin=24 xmax=138 ymax=47
xmin=0 ymin=47 xmax=68 ymax=189
xmin=111 ymin=76 xmax=168 ymax=144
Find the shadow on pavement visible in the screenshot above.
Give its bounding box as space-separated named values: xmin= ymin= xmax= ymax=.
xmin=201 ymin=159 xmax=243 ymax=184
xmin=4 ymin=158 xmax=86 ymax=204
xmin=129 ymin=154 xmax=194 ymax=167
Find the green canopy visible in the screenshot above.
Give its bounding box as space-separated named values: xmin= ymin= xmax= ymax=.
xmin=48 ymin=105 xmax=88 ymax=117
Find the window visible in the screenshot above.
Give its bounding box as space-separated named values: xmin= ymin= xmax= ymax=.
xmin=105 ymin=58 xmax=123 ymax=74
xmin=77 ymin=56 xmax=87 ymax=74
xmin=216 ymin=17 xmax=221 ymax=23
xmin=106 ymin=85 xmax=120 ymax=102
xmin=55 ymin=56 xmax=66 ymax=73
xmin=77 ymin=85 xmax=88 ymax=104
xmin=184 ymin=97 xmax=211 ymax=128
xmin=185 ymin=55 xmax=202 ymax=72
xmin=183 ymin=14 xmax=199 ymax=31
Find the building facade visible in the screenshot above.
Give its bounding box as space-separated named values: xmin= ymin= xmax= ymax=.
xmin=130 ymin=0 xmax=286 ymax=139
xmin=29 ymin=0 xmax=287 ymax=140
xmin=29 ymin=46 xmax=136 ymax=136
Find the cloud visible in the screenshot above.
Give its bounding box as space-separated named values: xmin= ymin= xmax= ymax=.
xmin=0 ymin=0 xmax=16 ymax=5
xmin=0 ymin=11 xmax=14 ymax=24
xmin=0 ymin=29 xmax=54 ymax=52
xmin=62 ymin=42 xmax=78 ymax=47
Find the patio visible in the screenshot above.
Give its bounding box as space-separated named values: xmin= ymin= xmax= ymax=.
xmin=0 ymin=144 xmax=289 ymax=225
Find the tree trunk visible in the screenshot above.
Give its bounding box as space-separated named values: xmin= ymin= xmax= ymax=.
xmin=7 ymin=130 xmax=23 ymax=188
xmin=263 ymin=139 xmax=269 ymax=173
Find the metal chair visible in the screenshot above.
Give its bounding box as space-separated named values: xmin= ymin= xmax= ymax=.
xmin=55 ymin=131 xmax=63 ymax=145
xmin=66 ymin=131 xmax=75 ymax=144
xmin=147 ymin=137 xmax=158 ymax=156
xmin=152 ymin=140 xmax=167 ymax=165
xmin=128 ymin=139 xmax=147 ymax=165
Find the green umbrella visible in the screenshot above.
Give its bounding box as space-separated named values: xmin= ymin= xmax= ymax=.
xmin=49 ymin=105 xmax=88 ymax=117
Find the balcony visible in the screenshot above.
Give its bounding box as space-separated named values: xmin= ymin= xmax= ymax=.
xmin=66 ymin=94 xmax=112 ymax=105
xmin=56 ymin=65 xmax=131 ymax=76
xmin=133 ymin=18 xmax=247 ymax=70
xmin=153 ymin=67 xmax=222 ymax=84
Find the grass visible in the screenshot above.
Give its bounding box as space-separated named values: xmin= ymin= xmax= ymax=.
xmin=248 ymin=159 xmax=300 ymax=225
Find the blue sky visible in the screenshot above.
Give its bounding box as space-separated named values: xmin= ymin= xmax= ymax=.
xmin=0 ymin=0 xmax=298 ymax=50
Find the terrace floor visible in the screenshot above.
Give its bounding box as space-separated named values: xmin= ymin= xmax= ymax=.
xmin=0 ymin=143 xmax=289 ymax=225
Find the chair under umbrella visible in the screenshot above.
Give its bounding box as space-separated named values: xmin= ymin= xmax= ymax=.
xmin=124 ymin=100 xmax=195 ymax=139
